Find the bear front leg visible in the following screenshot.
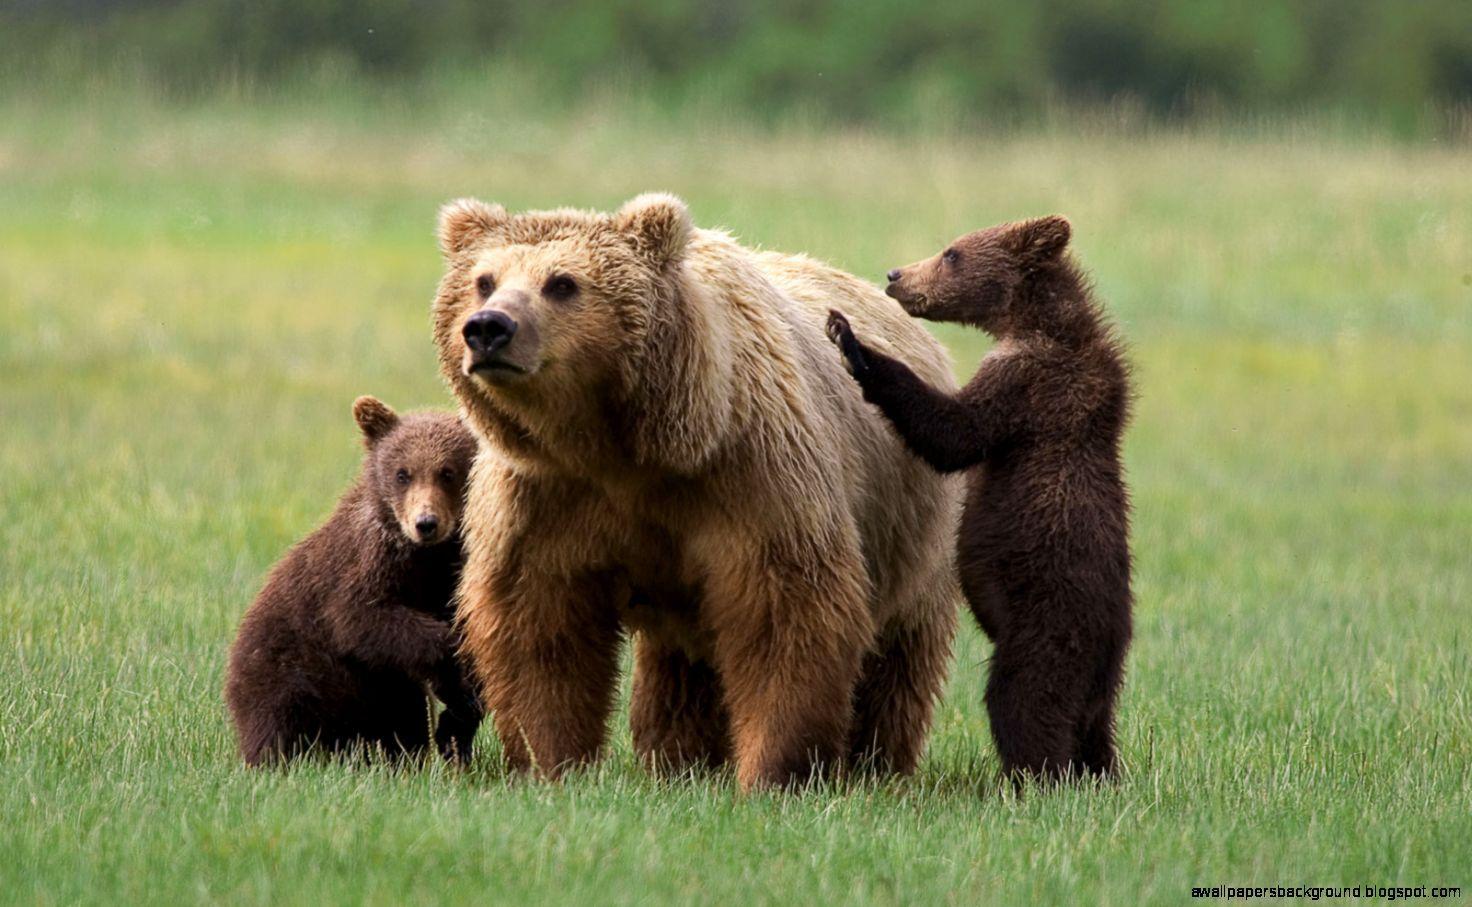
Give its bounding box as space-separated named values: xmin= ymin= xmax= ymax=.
xmin=325 ymin=600 xmax=452 ymax=679
xmin=629 ymin=635 xmax=730 ymax=774
xmin=460 ymin=570 xmax=623 ymax=778
xmin=826 ymin=309 xmax=1023 ymax=474
xmin=703 ymin=536 xmax=874 ymax=791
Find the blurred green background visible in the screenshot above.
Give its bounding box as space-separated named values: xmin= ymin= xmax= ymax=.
xmin=5 ymin=0 xmax=1472 ymax=136
xmin=2 ymin=3 xmax=1470 ymax=905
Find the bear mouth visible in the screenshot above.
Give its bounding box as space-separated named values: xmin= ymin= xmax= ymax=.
xmin=885 ymin=283 xmax=927 ymax=308
xmin=470 ymin=361 xmax=525 ymax=375
xmin=464 ymin=357 xmax=531 ymax=382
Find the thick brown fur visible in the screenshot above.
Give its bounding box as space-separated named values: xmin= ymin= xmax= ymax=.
xmin=827 ymin=216 xmax=1133 ymax=782
xmin=432 ymin=194 xmax=961 ymax=791
xmin=224 ymin=397 xmax=484 ymax=766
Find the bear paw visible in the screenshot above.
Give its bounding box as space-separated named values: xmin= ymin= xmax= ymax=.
xmin=826 ymin=310 xmax=868 ymax=376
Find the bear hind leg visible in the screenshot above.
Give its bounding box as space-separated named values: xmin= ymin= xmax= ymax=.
xmin=1076 ymin=643 xmax=1127 ymax=778
xmin=1076 ymin=703 xmax=1117 ymax=779
xmin=848 ymin=603 xmax=954 ymax=777
xmin=985 ymin=659 xmax=1084 ymax=784
xmin=630 ymin=635 xmax=730 ymax=774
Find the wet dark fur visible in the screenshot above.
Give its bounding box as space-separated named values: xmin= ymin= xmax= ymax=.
xmin=828 ymin=216 xmax=1133 ymax=782
xmin=224 ymin=405 xmax=483 ymax=766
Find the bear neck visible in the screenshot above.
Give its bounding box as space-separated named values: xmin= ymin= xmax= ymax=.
xmin=617 ymin=271 xmax=734 ymax=477
xmin=991 ymin=257 xmax=1106 ymax=348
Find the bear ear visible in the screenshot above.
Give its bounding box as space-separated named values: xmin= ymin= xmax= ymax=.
xmin=438 ymin=198 xmax=507 ymax=258
xmin=614 ymin=192 xmax=692 ymax=268
xmin=1013 ymin=215 xmax=1072 ymax=262
xmin=353 ymin=395 xmax=399 ymax=447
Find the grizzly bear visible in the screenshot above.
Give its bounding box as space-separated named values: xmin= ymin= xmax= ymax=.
xmin=826 ymin=215 xmax=1133 ymax=781
xmin=225 ymin=396 xmax=484 ymax=766
xmin=431 ymin=194 xmax=961 ymax=790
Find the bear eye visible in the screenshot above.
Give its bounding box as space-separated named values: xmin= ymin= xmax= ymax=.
xmin=543 ymin=274 xmax=578 ymax=301
xmin=942 ymin=248 xmax=960 ymax=265
xmin=395 ymin=468 xmax=410 ymax=486
xmin=475 ymin=274 xmax=495 ymax=298
xmin=438 ymin=467 xmax=455 ymax=482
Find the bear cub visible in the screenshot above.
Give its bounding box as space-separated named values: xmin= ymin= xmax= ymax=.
xmin=225 ymin=396 xmax=484 ymax=766
xmin=827 ymin=216 xmax=1133 ymax=782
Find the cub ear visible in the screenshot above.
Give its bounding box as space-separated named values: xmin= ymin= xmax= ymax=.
xmin=614 ymin=192 xmax=692 ymax=268
xmin=1015 ymin=215 xmax=1072 ymax=261
xmin=353 ymin=395 xmax=399 ymax=448
xmin=438 ymin=198 xmax=507 ymax=258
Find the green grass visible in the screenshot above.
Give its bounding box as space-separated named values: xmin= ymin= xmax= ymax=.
xmin=1 ymin=88 xmax=1470 ymax=905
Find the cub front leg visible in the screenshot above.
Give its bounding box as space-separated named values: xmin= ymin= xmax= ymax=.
xmin=431 ymin=652 xmax=484 ymax=765
xmin=702 ymin=532 xmax=874 ymax=791
xmin=459 ymin=565 xmax=622 ymax=778
xmin=825 ymin=310 xmax=871 ymax=377
xmin=828 ymin=308 xmax=1023 ymax=473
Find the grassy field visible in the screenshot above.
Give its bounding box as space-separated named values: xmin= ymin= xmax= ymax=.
xmin=1 ymin=87 xmax=1470 ymax=905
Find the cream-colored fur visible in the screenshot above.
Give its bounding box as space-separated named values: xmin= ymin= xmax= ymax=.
xmin=433 ymin=194 xmax=959 ymax=789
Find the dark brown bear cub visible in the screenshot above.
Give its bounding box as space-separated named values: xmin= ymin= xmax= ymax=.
xmin=225 ymin=396 xmax=483 ymax=766
xmin=826 ymin=216 xmax=1132 ymax=782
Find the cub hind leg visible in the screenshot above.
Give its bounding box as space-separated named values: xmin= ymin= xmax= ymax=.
xmin=985 ymin=652 xmax=1087 ymax=783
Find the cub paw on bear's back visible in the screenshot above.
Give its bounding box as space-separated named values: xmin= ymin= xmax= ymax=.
xmin=225 ymin=396 xmax=484 ymax=766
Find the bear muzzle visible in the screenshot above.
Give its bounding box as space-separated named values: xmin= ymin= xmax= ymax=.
xmin=884 ymin=269 xmax=928 ymax=313
xmin=399 ymin=499 xmax=456 ymax=546
xmin=461 ymin=306 xmax=536 ymax=382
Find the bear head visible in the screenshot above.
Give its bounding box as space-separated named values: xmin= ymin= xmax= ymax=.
xmin=430 ymin=193 xmax=730 ymax=474
xmin=353 ymin=396 xmax=478 ymax=546
xmin=884 ymin=215 xmax=1072 ymax=334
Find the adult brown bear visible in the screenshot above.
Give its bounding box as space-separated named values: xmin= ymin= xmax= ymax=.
xmin=431 ymin=194 xmax=959 ymax=790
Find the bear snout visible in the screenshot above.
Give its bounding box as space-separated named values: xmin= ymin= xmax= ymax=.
xmin=462 ymin=309 xmax=517 ymax=357
xmin=461 ymin=295 xmax=542 ymax=382
xmin=403 ymin=506 xmax=453 ymax=545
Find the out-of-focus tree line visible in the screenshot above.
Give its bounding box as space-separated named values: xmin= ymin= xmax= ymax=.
xmin=4 ymin=0 xmax=1470 ymax=129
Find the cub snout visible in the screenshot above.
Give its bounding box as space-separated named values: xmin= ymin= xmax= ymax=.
xmin=402 ymin=504 xmax=454 ymax=546
xmin=884 ymin=265 xmax=926 ymax=311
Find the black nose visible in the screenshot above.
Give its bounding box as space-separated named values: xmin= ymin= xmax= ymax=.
xmin=415 ymin=514 xmax=439 ymax=537
xmin=462 ymin=310 xmax=517 ymax=354
xmin=886 ymin=268 xmax=902 ymax=283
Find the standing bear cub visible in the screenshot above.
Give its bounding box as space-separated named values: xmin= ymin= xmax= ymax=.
xmin=225 ymin=396 xmax=484 ymax=766
xmin=827 ymin=216 xmax=1133 ymax=781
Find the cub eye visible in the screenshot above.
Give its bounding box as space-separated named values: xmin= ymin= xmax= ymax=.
xmin=395 ymin=468 xmax=410 ymax=486
xmin=438 ymin=467 xmax=455 ymax=482
xmin=942 ymin=249 xmax=960 ymax=265
xmin=475 ymin=274 xmax=495 ymax=298
xmin=543 ymin=274 xmax=578 ymax=301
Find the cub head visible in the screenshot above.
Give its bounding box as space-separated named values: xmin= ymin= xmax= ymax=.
xmin=352 ymin=396 xmax=477 ymax=547
xmin=884 ymin=215 xmax=1072 ymax=331
xmin=430 ymin=193 xmax=720 ymax=469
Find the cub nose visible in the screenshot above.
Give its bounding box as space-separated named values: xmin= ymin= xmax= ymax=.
xmin=414 ymin=514 xmax=439 ymax=538
xmin=462 ymin=310 xmax=517 ymax=354
xmin=886 ymin=268 xmax=902 ymax=283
